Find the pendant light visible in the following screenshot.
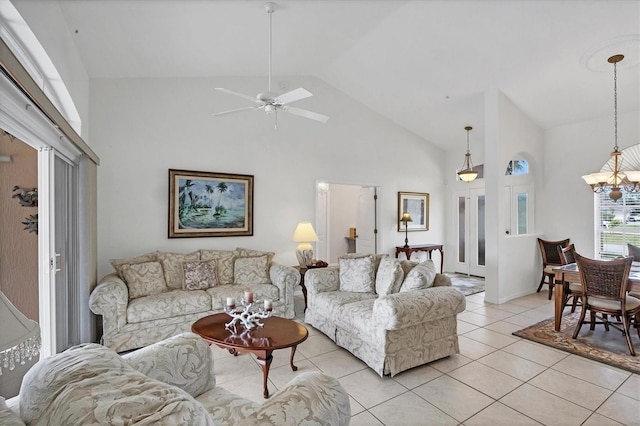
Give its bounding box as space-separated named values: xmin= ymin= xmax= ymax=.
xmin=582 ymin=54 xmax=640 ymax=201
xmin=457 ymin=126 xmax=478 ymax=182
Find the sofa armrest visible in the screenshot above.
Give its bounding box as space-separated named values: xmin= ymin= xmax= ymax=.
xmin=269 ymin=263 xmax=299 ymax=308
xmin=123 ymin=332 xmax=215 ymax=397
xmin=253 ymin=372 xmax=351 ymax=426
xmin=304 ymin=267 xmax=340 ymax=295
xmin=373 ymin=286 xmax=466 ymax=330
xmin=88 ymin=273 xmax=128 ymax=336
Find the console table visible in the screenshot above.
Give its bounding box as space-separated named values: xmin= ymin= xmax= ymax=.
xmin=395 ymin=244 xmax=444 ymax=272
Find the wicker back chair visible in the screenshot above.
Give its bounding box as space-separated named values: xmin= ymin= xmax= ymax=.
xmin=573 ymin=253 xmax=640 ymax=356
xmin=537 ymin=238 xmax=570 ymax=299
xmin=627 ymin=243 xmax=640 ymax=262
xmin=557 ymin=244 xmax=581 ymax=313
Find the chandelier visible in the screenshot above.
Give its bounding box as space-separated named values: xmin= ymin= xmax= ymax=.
xmin=582 ymin=54 xmax=640 ymax=201
xmin=457 ymin=126 xmax=478 ymax=182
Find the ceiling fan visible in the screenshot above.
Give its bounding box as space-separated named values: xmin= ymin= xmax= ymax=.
xmin=212 ymin=2 xmax=329 ymax=126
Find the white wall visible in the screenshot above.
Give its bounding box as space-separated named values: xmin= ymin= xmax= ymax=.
xmin=484 ymin=90 xmax=544 ymax=303
xmin=541 ymin=110 xmax=640 ymax=258
xmin=89 ymin=76 xmax=447 ymax=278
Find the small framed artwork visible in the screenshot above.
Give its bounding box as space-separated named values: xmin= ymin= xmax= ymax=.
xmin=169 ymin=169 xmax=254 ymax=238
xmin=398 ymin=191 xmax=429 ymax=232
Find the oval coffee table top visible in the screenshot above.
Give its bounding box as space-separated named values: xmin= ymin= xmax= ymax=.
xmin=192 ymin=313 xmax=308 ymax=351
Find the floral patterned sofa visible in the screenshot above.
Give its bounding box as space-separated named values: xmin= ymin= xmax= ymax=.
xmin=2 ymin=333 xmax=351 ymax=425
xmin=305 ymin=255 xmax=466 ymax=377
xmin=89 ymin=248 xmax=299 ymax=352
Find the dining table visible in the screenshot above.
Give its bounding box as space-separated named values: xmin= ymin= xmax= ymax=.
xmin=552 ymin=262 xmax=640 ymax=331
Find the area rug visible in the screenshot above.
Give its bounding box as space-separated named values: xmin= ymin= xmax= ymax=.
xmin=513 ymin=311 xmax=640 ymax=374
xmin=446 ymin=273 xmax=485 ymax=296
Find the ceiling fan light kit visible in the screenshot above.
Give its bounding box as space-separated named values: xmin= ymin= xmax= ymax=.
xmin=213 ymin=2 xmax=329 ymax=127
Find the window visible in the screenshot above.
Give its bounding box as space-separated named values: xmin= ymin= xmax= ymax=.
xmin=505 ymin=160 xmax=529 ymax=176
xmin=517 ymin=192 xmax=528 ymax=235
xmin=597 ymin=192 xmax=640 ymax=258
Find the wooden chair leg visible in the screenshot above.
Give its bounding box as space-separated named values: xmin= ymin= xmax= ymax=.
xmin=537 ymin=272 xmax=545 ymax=293
xmin=590 ymin=311 xmax=596 ymax=330
xmin=573 ymin=306 xmax=587 ymax=339
xmin=621 ymin=315 xmax=636 ymax=356
xmin=603 ymin=314 xmax=610 ymax=332
xmin=548 ymin=276 xmax=554 ymax=300
xmin=571 ymin=295 xmax=578 ymax=313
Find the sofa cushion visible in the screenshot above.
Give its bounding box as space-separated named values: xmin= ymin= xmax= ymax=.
xmin=157 ymin=251 xmax=201 ymax=290
xmin=127 ymin=290 xmax=211 ymax=323
xmin=312 ymin=291 xmax=377 ymax=319
xmin=207 ymin=284 xmax=279 ymax=310
xmin=234 ymin=255 xmax=270 ymax=285
xmin=334 ymin=298 xmax=380 ymax=345
xmin=200 ymin=249 xmax=236 ymax=285
xmin=0 ymin=398 xmax=24 ymax=426
xmin=400 ymin=260 xmax=436 ymax=292
xmin=375 ymin=257 xmax=405 ymax=296
xmin=110 ymin=251 xmax=158 ymax=278
xmin=18 ymin=343 xmax=212 ymax=425
xmin=183 ymin=260 xmax=218 ymax=290
xmin=121 ymin=261 xmax=169 ymax=300
xmin=339 ymin=254 xmax=375 ymax=293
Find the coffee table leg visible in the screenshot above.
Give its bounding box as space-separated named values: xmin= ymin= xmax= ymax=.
xmin=290 ymin=345 xmax=298 ymax=371
xmin=256 ymin=351 xmax=273 ymax=398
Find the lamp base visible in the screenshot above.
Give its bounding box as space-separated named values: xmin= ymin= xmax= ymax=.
xmin=296 ymin=243 xmax=314 ymax=267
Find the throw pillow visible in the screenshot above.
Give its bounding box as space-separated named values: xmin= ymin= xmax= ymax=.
xmin=339 ymin=254 xmax=375 ymax=293
xmin=183 ymin=260 xmax=218 ymax=290
xmin=399 ymin=259 xmax=418 ymax=276
xmin=110 ymin=251 xmax=158 ymax=279
xmin=400 ymin=260 xmax=437 ymax=292
xmin=0 ymin=397 xmax=24 ymax=426
xmin=234 ymin=255 xmax=270 ymax=285
xmin=120 ymin=261 xmax=168 ymax=300
xmin=200 ymin=249 xmax=236 ymax=285
xmin=234 ymin=248 xmax=274 ymax=283
xmin=375 ymin=256 xmax=405 ymax=296
xmin=156 ymin=251 xmax=200 ymax=290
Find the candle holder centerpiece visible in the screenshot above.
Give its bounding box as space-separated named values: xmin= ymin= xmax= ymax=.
xmin=224 ymin=291 xmax=273 ymax=333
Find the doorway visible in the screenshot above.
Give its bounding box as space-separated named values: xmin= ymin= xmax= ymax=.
xmin=455 ymin=188 xmax=486 ymax=277
xmin=316 ymin=182 xmax=379 ymax=263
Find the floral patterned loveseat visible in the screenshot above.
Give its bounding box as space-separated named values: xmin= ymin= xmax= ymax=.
xmin=2 ymin=333 xmax=351 ymax=425
xmin=89 ymin=248 xmax=299 ymax=352
xmin=305 ymin=255 xmax=466 ymax=377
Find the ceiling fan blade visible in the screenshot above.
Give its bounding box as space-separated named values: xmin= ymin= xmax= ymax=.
xmin=275 ymin=88 xmax=313 ymax=105
xmin=281 ymin=106 xmax=329 ymax=123
xmin=212 ymin=106 xmax=260 ymax=117
xmin=215 ymin=88 xmax=259 ymax=103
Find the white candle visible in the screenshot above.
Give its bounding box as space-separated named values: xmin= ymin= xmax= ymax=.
xmin=244 ymin=291 xmax=254 ymax=304
xmin=226 ymin=297 xmax=235 ymax=308
xmin=264 ymin=299 xmax=273 ymax=311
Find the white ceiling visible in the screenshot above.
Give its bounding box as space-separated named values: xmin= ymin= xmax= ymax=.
xmin=55 ymin=0 xmax=640 ymax=150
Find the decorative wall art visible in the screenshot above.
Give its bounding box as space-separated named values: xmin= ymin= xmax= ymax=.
xmin=398 ymin=191 xmax=429 ymax=232
xmin=12 ymin=186 xmax=38 ymax=207
xmin=168 ymin=169 xmax=254 ymax=238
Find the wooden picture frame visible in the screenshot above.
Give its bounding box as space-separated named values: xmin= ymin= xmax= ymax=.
xmin=398 ymin=191 xmax=429 ymax=232
xmin=169 ymin=169 xmax=253 ymax=238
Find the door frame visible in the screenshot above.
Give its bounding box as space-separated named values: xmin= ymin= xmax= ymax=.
xmin=454 ymin=187 xmax=486 ymax=277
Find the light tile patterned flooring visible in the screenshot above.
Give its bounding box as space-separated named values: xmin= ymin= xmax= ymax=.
xmin=212 ymin=290 xmax=640 ymax=425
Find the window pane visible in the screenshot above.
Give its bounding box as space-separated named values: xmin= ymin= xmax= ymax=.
xmin=597 ymin=191 xmax=640 ymax=258
xmin=517 ymin=192 xmax=528 ymax=235
xmin=458 ymin=196 xmax=465 ymax=263
xmin=477 ymin=195 xmax=485 ymax=266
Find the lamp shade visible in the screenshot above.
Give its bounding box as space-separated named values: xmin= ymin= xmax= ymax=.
xmin=0 ymin=290 xmax=41 ymax=374
xmin=400 ymin=212 xmax=413 ymax=223
xmin=292 ymin=222 xmax=318 ymax=243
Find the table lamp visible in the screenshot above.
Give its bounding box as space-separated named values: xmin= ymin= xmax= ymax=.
xmin=401 ymin=212 xmax=413 ymax=248
xmin=292 ymin=222 xmax=319 ymax=267
xmin=0 ymin=290 xmax=41 ymax=375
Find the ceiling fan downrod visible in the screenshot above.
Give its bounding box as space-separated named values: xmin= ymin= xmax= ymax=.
xmin=265 ymin=2 xmax=276 ymax=94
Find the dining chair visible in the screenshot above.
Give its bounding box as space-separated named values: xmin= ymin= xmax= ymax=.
xmin=557 ymin=244 xmax=582 ymax=313
xmin=537 ymin=238 xmax=570 ymax=300
xmin=573 ymin=253 xmax=640 ymax=356
xmin=627 ymin=243 xmax=640 ymax=261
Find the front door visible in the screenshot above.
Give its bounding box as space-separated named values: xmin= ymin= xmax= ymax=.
xmin=455 ymin=188 xmax=486 ymax=277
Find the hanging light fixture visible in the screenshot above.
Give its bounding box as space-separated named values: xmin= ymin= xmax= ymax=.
xmin=457 ymin=126 xmax=478 ymax=182
xmin=582 ymin=54 xmax=640 ymax=201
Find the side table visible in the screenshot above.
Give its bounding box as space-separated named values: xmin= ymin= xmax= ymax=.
xmin=294 ymin=266 xmax=308 ymax=312
xmin=395 ymin=244 xmax=444 ymax=273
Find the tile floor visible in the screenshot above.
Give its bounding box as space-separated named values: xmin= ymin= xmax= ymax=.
xmin=212 ymin=289 xmax=640 ymax=425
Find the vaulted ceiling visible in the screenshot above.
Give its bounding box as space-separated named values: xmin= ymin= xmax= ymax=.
xmin=48 ymin=0 xmax=640 ymax=150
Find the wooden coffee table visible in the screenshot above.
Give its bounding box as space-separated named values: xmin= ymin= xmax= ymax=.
xmin=192 ymin=313 xmax=308 ymax=398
